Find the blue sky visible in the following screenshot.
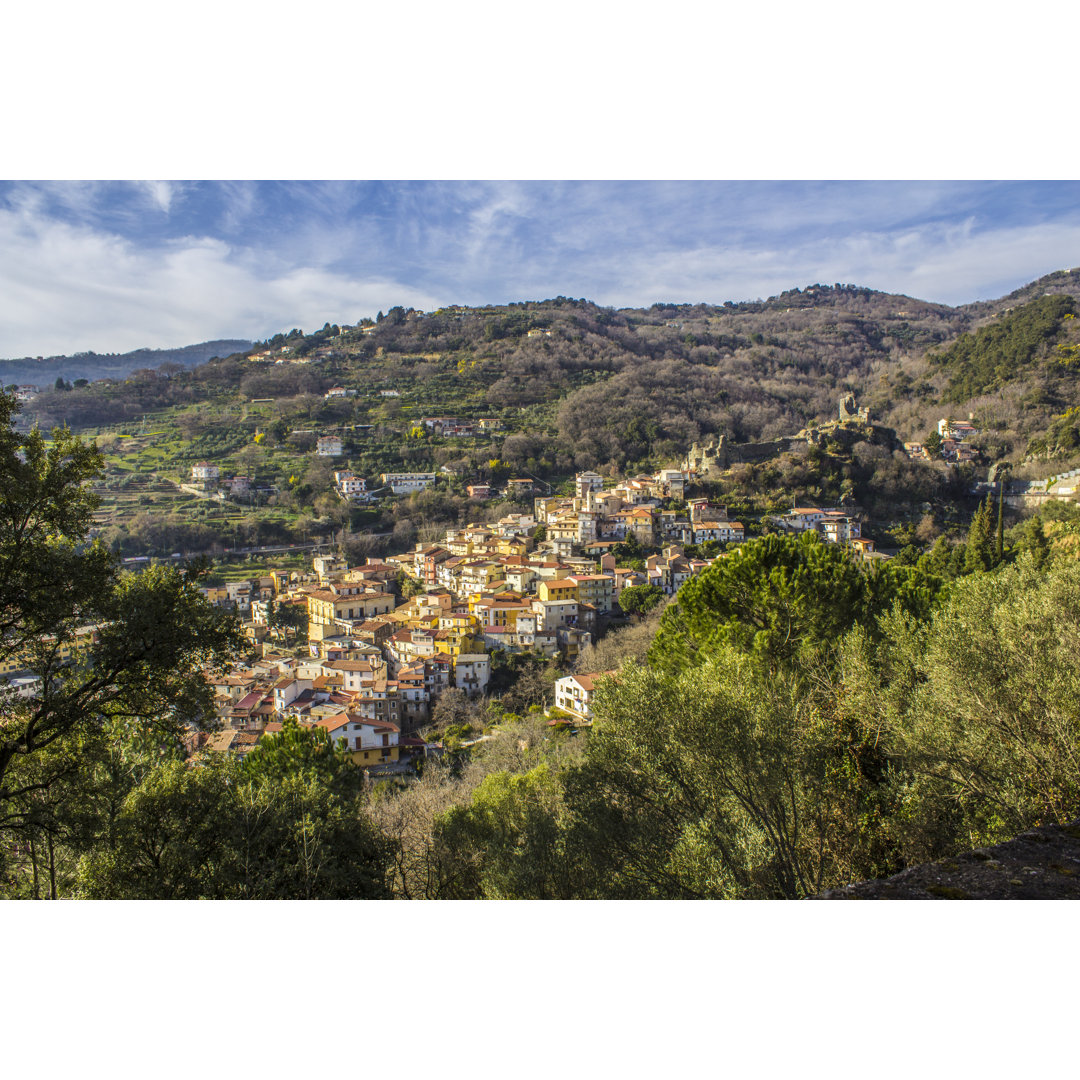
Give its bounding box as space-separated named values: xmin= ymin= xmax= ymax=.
xmin=2 ymin=180 xmax=1079 ymax=358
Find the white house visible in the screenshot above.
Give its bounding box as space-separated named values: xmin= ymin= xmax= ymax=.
xmin=381 ymin=472 xmax=436 ymax=495
xmin=553 ymin=672 xmax=614 ymax=722
xmin=779 ymin=507 xmax=826 ymax=532
xmin=334 ymin=471 xmax=368 ymax=499
xmin=315 ymin=711 xmax=399 ymax=755
xmin=453 ymin=653 xmax=490 ymax=697
xmin=192 ymin=462 xmax=220 ymax=484
xmin=818 ymin=513 xmax=861 ymax=544
xmin=316 ymin=435 xmax=343 ymax=457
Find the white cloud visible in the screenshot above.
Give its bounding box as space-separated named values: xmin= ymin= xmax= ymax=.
xmin=3 ymin=182 xmax=1078 ymax=359
xmin=136 ymin=181 xmax=176 ymax=213
xmin=569 ymin=220 xmax=1080 ymax=309
xmin=0 ymin=205 xmax=443 ymax=357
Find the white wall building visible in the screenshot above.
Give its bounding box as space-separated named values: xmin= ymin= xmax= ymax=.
xmin=192 ymin=462 xmax=220 ymax=484
xmin=381 ymin=472 xmax=437 ymax=494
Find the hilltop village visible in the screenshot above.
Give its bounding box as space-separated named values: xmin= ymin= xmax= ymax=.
xmin=181 ymin=463 xmax=882 ymax=770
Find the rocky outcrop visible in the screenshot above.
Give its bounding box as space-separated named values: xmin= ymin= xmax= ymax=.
xmin=814 ymin=819 xmax=1080 ymax=899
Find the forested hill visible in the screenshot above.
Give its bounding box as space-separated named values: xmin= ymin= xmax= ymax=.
xmin=0 ymin=339 xmax=254 ymax=387
xmin=18 ymin=269 xmax=1080 ymax=478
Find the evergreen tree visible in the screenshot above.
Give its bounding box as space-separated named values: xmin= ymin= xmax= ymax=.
xmin=963 ymin=495 xmax=996 ymax=574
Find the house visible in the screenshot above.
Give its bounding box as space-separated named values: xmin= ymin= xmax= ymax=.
xmin=553 ymin=671 xmax=615 ymax=722
xmin=778 ymin=507 xmax=827 ymax=532
xmin=655 ymin=469 xmax=688 ymax=498
xmin=307 ymin=586 xmax=396 ymax=640
xmin=938 ymin=418 xmax=979 ymax=440
xmin=316 ymin=435 xmax=343 ymax=457
xmin=191 ymin=461 xmax=219 ymax=485
xmin=313 ymin=711 xmax=400 ymax=765
xmin=324 ymin=386 xmax=355 ymax=399
xmin=453 ymin=653 xmax=491 ymax=697
xmin=817 ymin=513 xmax=861 ymax=545
xmin=334 ymin=471 xmax=368 ymax=500
xmin=381 ymin=472 xmax=437 ymax=495
xmin=575 ymin=471 xmax=605 ymax=498
xmin=467 ymin=484 xmax=491 ymax=499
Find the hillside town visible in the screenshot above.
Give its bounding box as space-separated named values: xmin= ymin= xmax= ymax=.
xmin=171 ymin=445 xmax=895 ymax=772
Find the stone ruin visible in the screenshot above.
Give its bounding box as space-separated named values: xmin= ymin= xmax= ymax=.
xmin=681 ymin=395 xmax=886 ymax=478
xmin=683 ymin=434 xmax=729 ymax=476
xmin=839 ymin=393 xmax=872 ymax=424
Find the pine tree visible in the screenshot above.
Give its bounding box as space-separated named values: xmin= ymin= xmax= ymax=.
xmin=996 ymin=486 xmax=1005 ymax=564
xmin=963 ymin=496 xmax=996 ymax=574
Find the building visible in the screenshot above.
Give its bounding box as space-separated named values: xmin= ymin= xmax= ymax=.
xmin=191 ymin=462 xmax=220 ymax=486
xmin=334 ymin=471 xmax=368 ymax=499
xmin=575 ymin=471 xmax=605 ymax=499
xmin=553 ymin=672 xmax=614 ymax=722
xmin=453 ymin=653 xmax=491 ymax=697
xmin=381 ymin=472 xmax=437 ymax=495
xmin=817 ymin=513 xmax=861 ymax=544
xmin=316 ymin=435 xmax=343 ymax=457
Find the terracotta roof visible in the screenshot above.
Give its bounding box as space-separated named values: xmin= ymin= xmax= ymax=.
xmin=566 ymin=671 xmax=617 ymax=692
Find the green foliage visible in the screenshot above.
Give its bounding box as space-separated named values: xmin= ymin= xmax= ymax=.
xmin=617 ymin=583 xmax=665 ymax=617
xmin=1025 ymin=405 xmax=1080 ymax=458
xmin=648 ymin=532 xmax=881 ymax=674
xmin=929 ymin=294 xmax=1076 ymax=404
xmin=963 ymin=494 xmax=999 ymax=574
xmin=848 ymin=555 xmax=1080 ymax=858
xmin=75 ymin=748 xmax=394 ymax=899
xmin=434 ymin=764 xmax=576 ymax=898
xmin=561 ymin=655 xmax=887 ymax=898
xmin=0 ymin=390 xmax=244 ymax=817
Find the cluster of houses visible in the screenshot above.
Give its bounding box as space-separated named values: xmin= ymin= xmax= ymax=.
xmin=420 ymin=416 xmax=504 ymax=437
xmin=189 ymin=465 xmax=752 ymax=761
xmin=768 ymin=505 xmax=877 ymax=557
xmin=533 ymin=469 xmax=745 ymax=558
xmin=31 ymin=446 xmax=889 ymax=765
xmin=189 ymin=462 xmax=261 ymax=500
xmin=906 ymin=416 xmax=981 ymax=466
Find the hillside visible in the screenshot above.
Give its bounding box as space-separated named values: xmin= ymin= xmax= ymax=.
xmin=0 ymin=339 xmax=254 ymax=387
xmin=14 ymin=270 xmax=1080 ymax=557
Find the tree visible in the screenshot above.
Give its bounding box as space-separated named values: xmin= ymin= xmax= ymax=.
xmin=648 ymin=532 xmax=870 ymax=675
xmin=617 ymin=583 xmax=664 ymax=618
xmin=269 ymin=598 xmax=307 ymax=644
xmin=963 ymin=494 xmax=997 ymax=574
xmin=74 ymin=737 xmax=395 ymax=899
xmin=0 ymin=390 xmax=243 ymax=844
xmin=561 ymin=655 xmax=881 ymax=898
xmin=434 ymin=764 xmax=576 ymax=898
xmin=846 ymin=555 xmax=1080 ymax=860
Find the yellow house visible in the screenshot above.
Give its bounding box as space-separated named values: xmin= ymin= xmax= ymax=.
xmin=496 ymin=537 xmax=529 ymax=557
xmin=2 ymin=624 xmax=101 ymax=676
xmin=438 ymin=626 xmax=485 ymax=657
xmin=537 ymin=579 xmax=579 ymax=603
xmin=307 ymin=588 xmax=395 ymax=640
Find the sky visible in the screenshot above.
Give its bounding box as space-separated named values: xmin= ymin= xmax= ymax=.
xmin=2 ymin=179 xmax=1079 ymax=359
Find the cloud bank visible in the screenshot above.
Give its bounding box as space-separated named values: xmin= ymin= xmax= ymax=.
xmin=1 ymin=181 xmax=1078 ymax=358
